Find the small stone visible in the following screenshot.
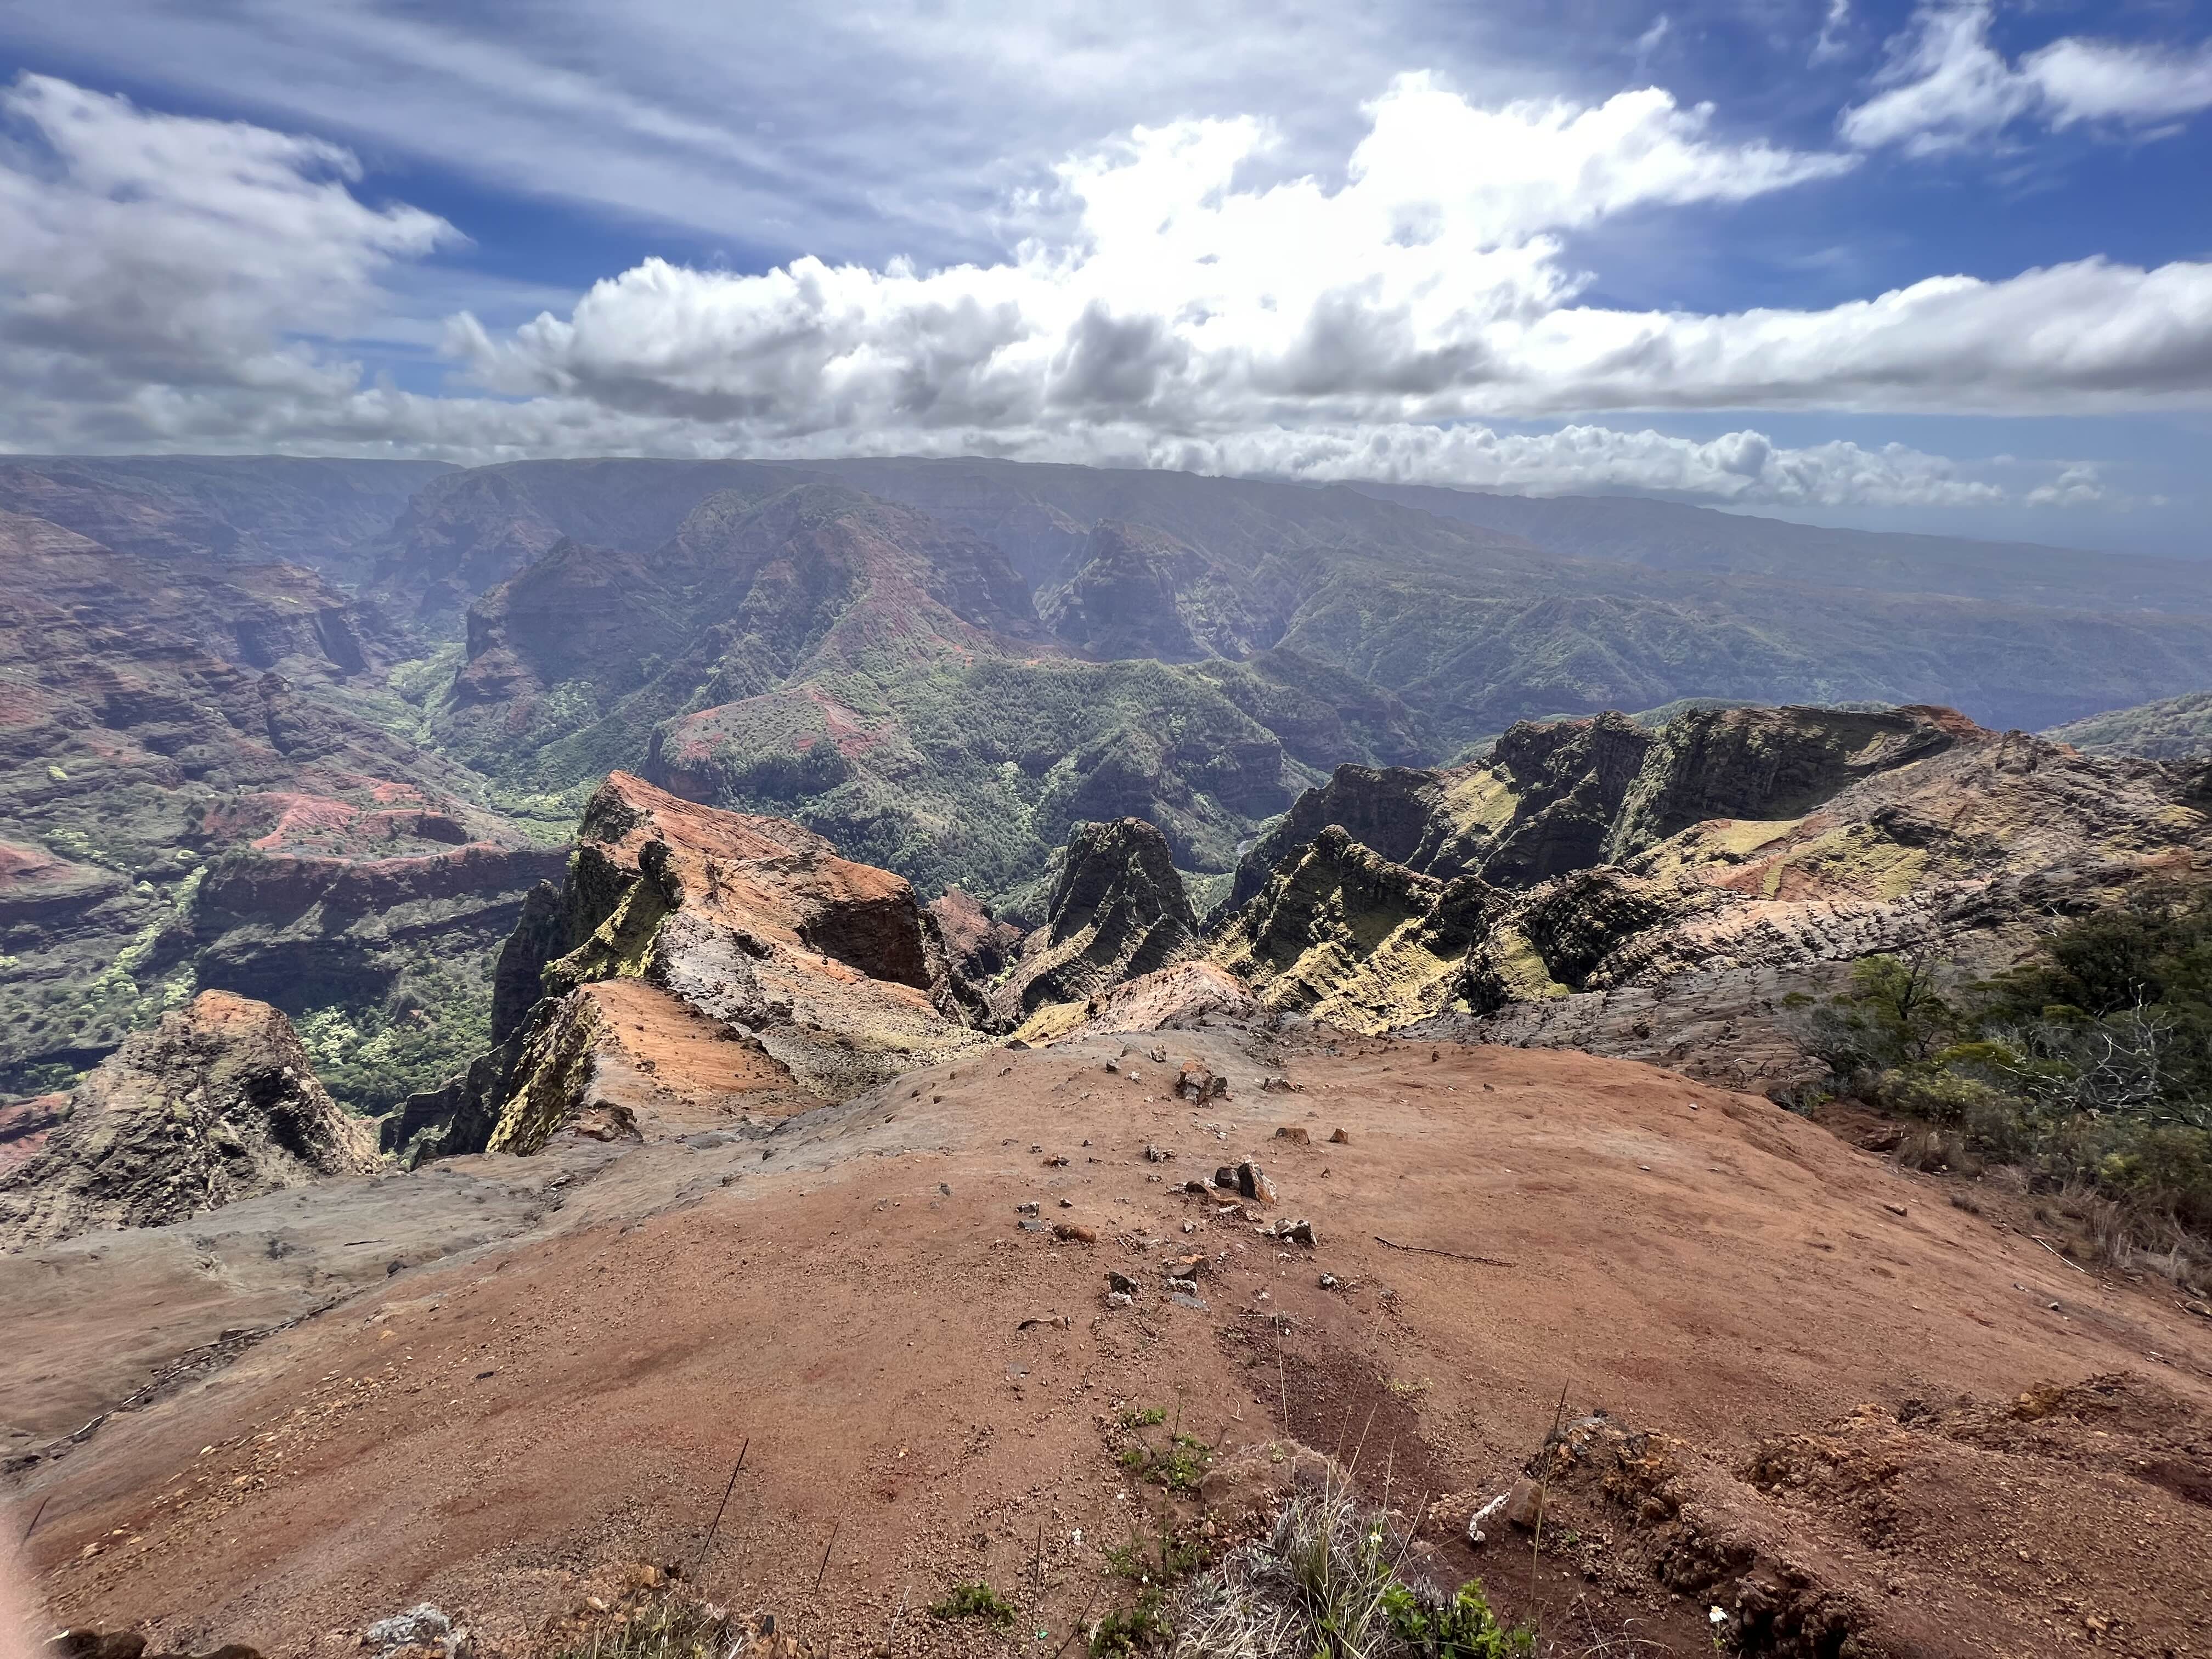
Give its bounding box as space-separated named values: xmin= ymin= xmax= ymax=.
xmin=1016 ymin=1201 xmax=1040 ymax=1215
xmin=1044 ymin=1154 xmax=1069 ymax=1167
xmin=1502 ymin=1478 xmax=1547 ymax=1532
xmin=1059 ymin=1198 xmax=1075 ymax=1208
xmin=1883 ymin=1202 xmax=1908 ymax=1217
xmin=1166 ymin=1251 xmax=1207 ymax=1278
xmin=364 ymin=1607 xmax=452 ymax=1652
xmin=1328 ymin=1128 xmax=1350 ymax=1145
xmin=1105 ymin=1291 xmax=1133 ymax=1309
xmin=1107 ymin=1270 xmax=1140 ymax=1295
xmin=1237 ymin=1161 xmax=1278 ymax=1204
xmin=1181 ymin=1220 xmax=1197 ymax=1233
xmin=1103 ymin=1061 xmax=1118 ymax=1073
xmin=1029 ymin=1144 xmax=1043 ymax=1153
xmin=1144 ymin=1143 xmax=1172 ymax=1162
xmin=1019 ymin=1219 xmax=1050 ymax=1232
xmin=1166 ymin=1276 xmax=1199 ymax=1295
xmin=1318 ymin=1273 xmax=1339 ymax=1288
xmin=1053 ymin=1222 xmax=1097 ymax=1243
xmin=1274 ymin=1126 xmax=1310 ymax=1146
xmin=1214 ymin=1166 xmax=1238 ymax=1189
xmin=1171 ymin=1290 xmax=1210 ymax=1311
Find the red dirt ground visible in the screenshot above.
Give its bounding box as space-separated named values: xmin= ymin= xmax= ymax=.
xmin=16 ymin=1026 xmax=2212 ymax=1658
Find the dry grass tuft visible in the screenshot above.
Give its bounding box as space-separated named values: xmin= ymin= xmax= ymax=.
xmin=1167 ymin=1481 xmax=1529 ymax=1658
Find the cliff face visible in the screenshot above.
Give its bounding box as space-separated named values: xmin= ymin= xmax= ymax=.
xmin=392 ymin=771 xmax=995 ymax=1160
xmin=1211 ymin=706 xmax=2212 ymax=1087
xmin=992 ymin=819 xmax=1201 ymax=1017
xmin=0 ymin=991 xmax=380 ymax=1248
xmin=0 ymin=507 xmax=550 ymax=1101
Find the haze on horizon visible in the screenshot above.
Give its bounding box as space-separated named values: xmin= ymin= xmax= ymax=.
xmin=1 ymin=0 xmax=2209 ymax=558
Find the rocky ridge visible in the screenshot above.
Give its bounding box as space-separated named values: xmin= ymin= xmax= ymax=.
xmin=992 ymin=817 xmax=1201 ymax=1018
xmin=1211 ymin=704 xmax=2212 ymax=1092
xmin=387 ymin=771 xmax=995 ymax=1161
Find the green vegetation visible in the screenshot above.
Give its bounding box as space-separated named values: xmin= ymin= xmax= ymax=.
xmin=928 ymin=1582 xmax=1016 ymax=1624
xmin=1170 ymin=1486 xmax=1532 ymax=1658
xmin=1118 ymin=1430 xmax=1211 ymax=1494
xmin=1813 ymin=885 xmax=2212 ymax=1252
xmin=1091 ymin=1589 xmax=1172 ymax=1654
xmin=1105 ymin=1516 xmax=1204 ymax=1586
xmin=293 ymin=952 xmax=496 ymax=1115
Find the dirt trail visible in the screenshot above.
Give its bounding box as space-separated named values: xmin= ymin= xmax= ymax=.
xmin=14 ymin=1028 xmax=2212 ymax=1658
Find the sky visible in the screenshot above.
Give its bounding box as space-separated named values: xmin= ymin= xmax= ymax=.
xmin=0 ymin=0 xmax=2208 ymax=555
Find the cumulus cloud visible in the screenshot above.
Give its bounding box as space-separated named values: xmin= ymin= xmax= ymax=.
xmin=1841 ymin=3 xmax=2212 ymax=153
xmin=453 ymin=74 xmax=2212 ymax=428
xmin=0 ymin=70 xmax=2179 ymax=517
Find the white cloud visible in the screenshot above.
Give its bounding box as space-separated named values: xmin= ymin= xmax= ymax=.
xmin=0 ymin=73 xmax=452 ymax=423
xmin=454 ymin=75 xmax=2212 ymax=428
xmin=1841 ymin=3 xmax=2212 ymax=153
xmin=0 ymin=70 xmax=2185 ymax=520
xmin=1812 ymin=0 xmax=1853 ymax=66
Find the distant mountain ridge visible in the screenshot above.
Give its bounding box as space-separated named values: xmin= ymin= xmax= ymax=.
xmin=2047 ymin=690 xmax=2212 ymax=761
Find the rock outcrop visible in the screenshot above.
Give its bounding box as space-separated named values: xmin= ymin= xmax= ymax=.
xmin=994 ymin=819 xmax=1201 ymax=1017
xmin=390 ymin=772 xmax=995 ymax=1160
xmin=1212 ymin=706 xmax=2212 ymax=1081
xmin=0 ymin=991 xmax=380 ymax=1247
xmin=1221 ymin=711 xmax=1657 ymax=912
xmin=927 ymin=887 xmax=1024 ymax=983
xmin=1212 ymin=827 xmax=1501 ymax=1032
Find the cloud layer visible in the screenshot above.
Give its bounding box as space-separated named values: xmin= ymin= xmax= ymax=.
xmin=0 ymin=69 xmax=2193 ymax=515
xmin=1842 ymin=3 xmax=2212 ymax=153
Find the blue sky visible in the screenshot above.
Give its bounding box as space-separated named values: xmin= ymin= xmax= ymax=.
xmin=0 ymin=0 xmax=2208 ymax=555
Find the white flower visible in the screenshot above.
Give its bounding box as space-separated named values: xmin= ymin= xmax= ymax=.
xmin=1711 ymin=1607 xmax=1728 ymax=1626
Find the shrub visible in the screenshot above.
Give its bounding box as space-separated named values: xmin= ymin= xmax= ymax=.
xmin=1813 ymin=884 xmax=2212 ymax=1252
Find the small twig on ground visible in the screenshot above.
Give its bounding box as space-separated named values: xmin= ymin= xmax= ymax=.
xmin=1048 ymin=1577 xmax=1106 ymax=1659
xmin=1374 ymin=1235 xmax=1516 ymax=1267
xmin=813 ymin=1518 xmax=842 ymax=1591
xmin=2030 ymin=1234 xmax=2094 ymax=1278
xmin=691 ymin=1439 xmax=748 ymax=1579
xmin=881 ymin=1581 xmax=909 ymax=1653
xmin=1532 ymin=1382 xmax=1571 ymax=1643
xmin=15 ymin=1494 xmax=50 ymax=1557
